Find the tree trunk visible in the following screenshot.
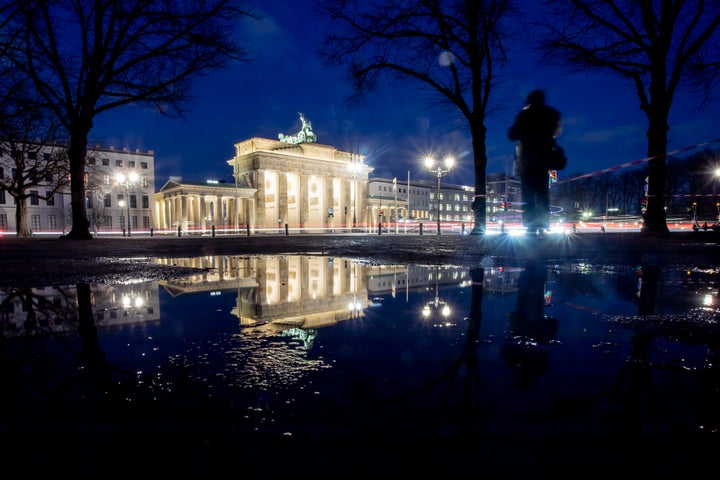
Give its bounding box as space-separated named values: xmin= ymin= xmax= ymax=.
xmin=15 ymin=196 xmax=32 ymax=237
xmin=469 ymin=124 xmax=488 ymax=234
xmin=66 ymin=129 xmax=93 ymax=239
xmin=641 ymin=114 xmax=670 ymax=233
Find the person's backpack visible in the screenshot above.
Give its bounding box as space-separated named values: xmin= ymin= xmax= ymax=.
xmin=548 ymin=138 xmax=567 ymax=170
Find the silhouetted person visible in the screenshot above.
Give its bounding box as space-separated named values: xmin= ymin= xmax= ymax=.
xmin=508 ymin=89 xmax=561 ymax=236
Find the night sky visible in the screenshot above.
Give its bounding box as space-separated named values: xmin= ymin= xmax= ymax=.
xmin=91 ymin=1 xmax=720 ymax=190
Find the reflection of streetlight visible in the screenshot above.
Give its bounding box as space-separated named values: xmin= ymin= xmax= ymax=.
xmin=422 ymin=266 xmax=451 ymax=319
xmin=116 ymin=171 xmax=139 ymax=236
xmin=424 ymin=155 xmax=454 ymax=235
xmin=121 ymin=293 xmax=144 ymax=309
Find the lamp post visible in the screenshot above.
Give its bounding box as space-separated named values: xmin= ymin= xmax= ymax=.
xmin=424 ymin=155 xmax=454 ymax=235
xmin=349 ymin=161 xmax=362 ymax=229
xmin=116 ymin=171 xmax=139 ymax=237
xmin=714 ymin=167 xmax=720 ymax=223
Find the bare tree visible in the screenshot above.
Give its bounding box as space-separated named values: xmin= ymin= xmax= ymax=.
xmin=0 ymin=78 xmax=69 ymax=237
xmin=318 ymin=0 xmax=519 ymax=234
xmin=538 ymin=0 xmax=720 ymax=233
xmin=0 ymin=0 xmax=256 ymax=239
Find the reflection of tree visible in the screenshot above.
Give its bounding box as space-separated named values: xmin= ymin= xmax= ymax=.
xmin=614 ymin=265 xmax=660 ymax=436
xmin=501 ymin=262 xmax=557 ymax=389
xmin=0 ymin=286 xmax=77 ymax=336
xmin=0 ymin=283 xmax=136 ymax=432
xmin=611 ymin=265 xmax=720 ymax=438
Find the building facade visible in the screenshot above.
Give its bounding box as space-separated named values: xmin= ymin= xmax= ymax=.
xmin=1 ymin=128 xmax=521 ymax=236
xmin=0 ymin=145 xmax=155 ymax=235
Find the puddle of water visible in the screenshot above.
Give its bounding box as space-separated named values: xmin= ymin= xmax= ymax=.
xmin=1 ymin=255 xmax=718 ymax=475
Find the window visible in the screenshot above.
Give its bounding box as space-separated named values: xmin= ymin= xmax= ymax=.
xmin=105 ymin=216 xmax=112 ymax=229
xmin=141 ymin=162 xmax=148 ymax=169
xmin=142 ymin=177 xmax=149 ymax=188
xmin=129 ymin=161 xmax=135 ymax=168
xmin=142 ymin=195 xmax=149 ymax=209
xmin=103 ymin=194 xmax=111 ymax=207
xmin=131 ymin=216 xmax=137 ymax=229
xmin=130 ymin=195 xmax=137 ymax=208
xmin=85 ymin=194 xmax=92 ymax=208
xmin=0 ymin=213 xmax=6 ymax=230
xmin=47 ymin=214 xmax=56 ymax=230
xmin=103 ymin=174 xmax=110 ymax=185
xmin=102 ymin=158 xmax=109 ymax=166
xmin=31 ymin=214 xmax=41 ymax=231
xmin=115 ymin=159 xmax=122 ymax=167
xmin=30 ymin=190 xmax=39 ymax=206
xmin=87 ymin=157 xmax=96 ymax=165
xmin=0 ymin=190 xmax=5 ymax=204
xmin=28 ymin=151 xmax=37 ymax=160
xmin=143 ymin=216 xmax=150 ymax=229
xmin=46 ymin=192 xmax=55 ymax=206
xmin=117 ymin=194 xmax=124 ymax=204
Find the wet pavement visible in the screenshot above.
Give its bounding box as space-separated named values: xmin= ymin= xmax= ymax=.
xmin=1 ymin=231 xmax=719 ymax=476
xmin=1 ymin=230 xmax=719 ymax=286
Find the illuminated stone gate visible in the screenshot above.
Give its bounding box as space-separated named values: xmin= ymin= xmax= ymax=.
xmin=153 ymin=114 xmax=372 ymax=233
xmin=229 ymin=137 xmax=371 ymax=231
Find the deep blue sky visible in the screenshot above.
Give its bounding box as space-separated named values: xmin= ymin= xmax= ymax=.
xmin=92 ymin=1 xmax=720 ymax=191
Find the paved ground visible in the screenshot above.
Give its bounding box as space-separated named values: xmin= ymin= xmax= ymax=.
xmin=1 ymin=230 xmax=718 ymax=287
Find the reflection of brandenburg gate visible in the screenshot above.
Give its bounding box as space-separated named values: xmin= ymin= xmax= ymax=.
xmin=157 ymin=256 xmax=371 ymax=328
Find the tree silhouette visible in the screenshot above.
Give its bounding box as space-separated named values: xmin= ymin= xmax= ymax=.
xmin=0 ymin=77 xmax=69 ymax=237
xmin=538 ymin=0 xmax=720 ymax=233
xmin=0 ymin=0 xmax=256 ymax=239
xmin=318 ymin=0 xmax=520 ymax=234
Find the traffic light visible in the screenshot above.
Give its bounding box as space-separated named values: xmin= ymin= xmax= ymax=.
xmin=500 ymin=201 xmax=506 ymax=211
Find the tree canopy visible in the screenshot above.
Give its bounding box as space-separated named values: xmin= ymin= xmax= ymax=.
xmin=0 ymin=0 xmax=256 ymax=239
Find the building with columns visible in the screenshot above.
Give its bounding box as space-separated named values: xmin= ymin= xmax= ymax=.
xmin=154 ymin=136 xmax=373 ymax=233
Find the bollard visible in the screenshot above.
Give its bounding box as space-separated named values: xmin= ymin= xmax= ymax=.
xmin=461 ymin=222 xmax=465 ymax=235
xmin=246 ymin=224 xmax=250 ymax=236
xmin=150 ymin=227 xmax=154 ymax=237
xmin=285 ymin=224 xmax=289 ymax=236
xmin=419 ymin=222 xmax=423 ymax=235
xmin=212 ymin=225 xmax=216 ymax=237
xmin=177 ymin=226 xmax=181 ymax=237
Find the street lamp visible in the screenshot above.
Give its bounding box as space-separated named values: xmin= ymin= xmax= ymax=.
xmin=424 ymin=155 xmax=454 ymax=235
xmin=116 ymin=171 xmax=139 ymax=237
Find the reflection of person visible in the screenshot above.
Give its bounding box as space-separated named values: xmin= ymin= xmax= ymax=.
xmin=501 ymin=262 xmax=558 ymax=389
xmin=508 ymin=89 xmax=562 ymax=236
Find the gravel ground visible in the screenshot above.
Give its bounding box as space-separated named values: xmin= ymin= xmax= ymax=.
xmin=1 ymin=231 xmax=718 ymax=287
